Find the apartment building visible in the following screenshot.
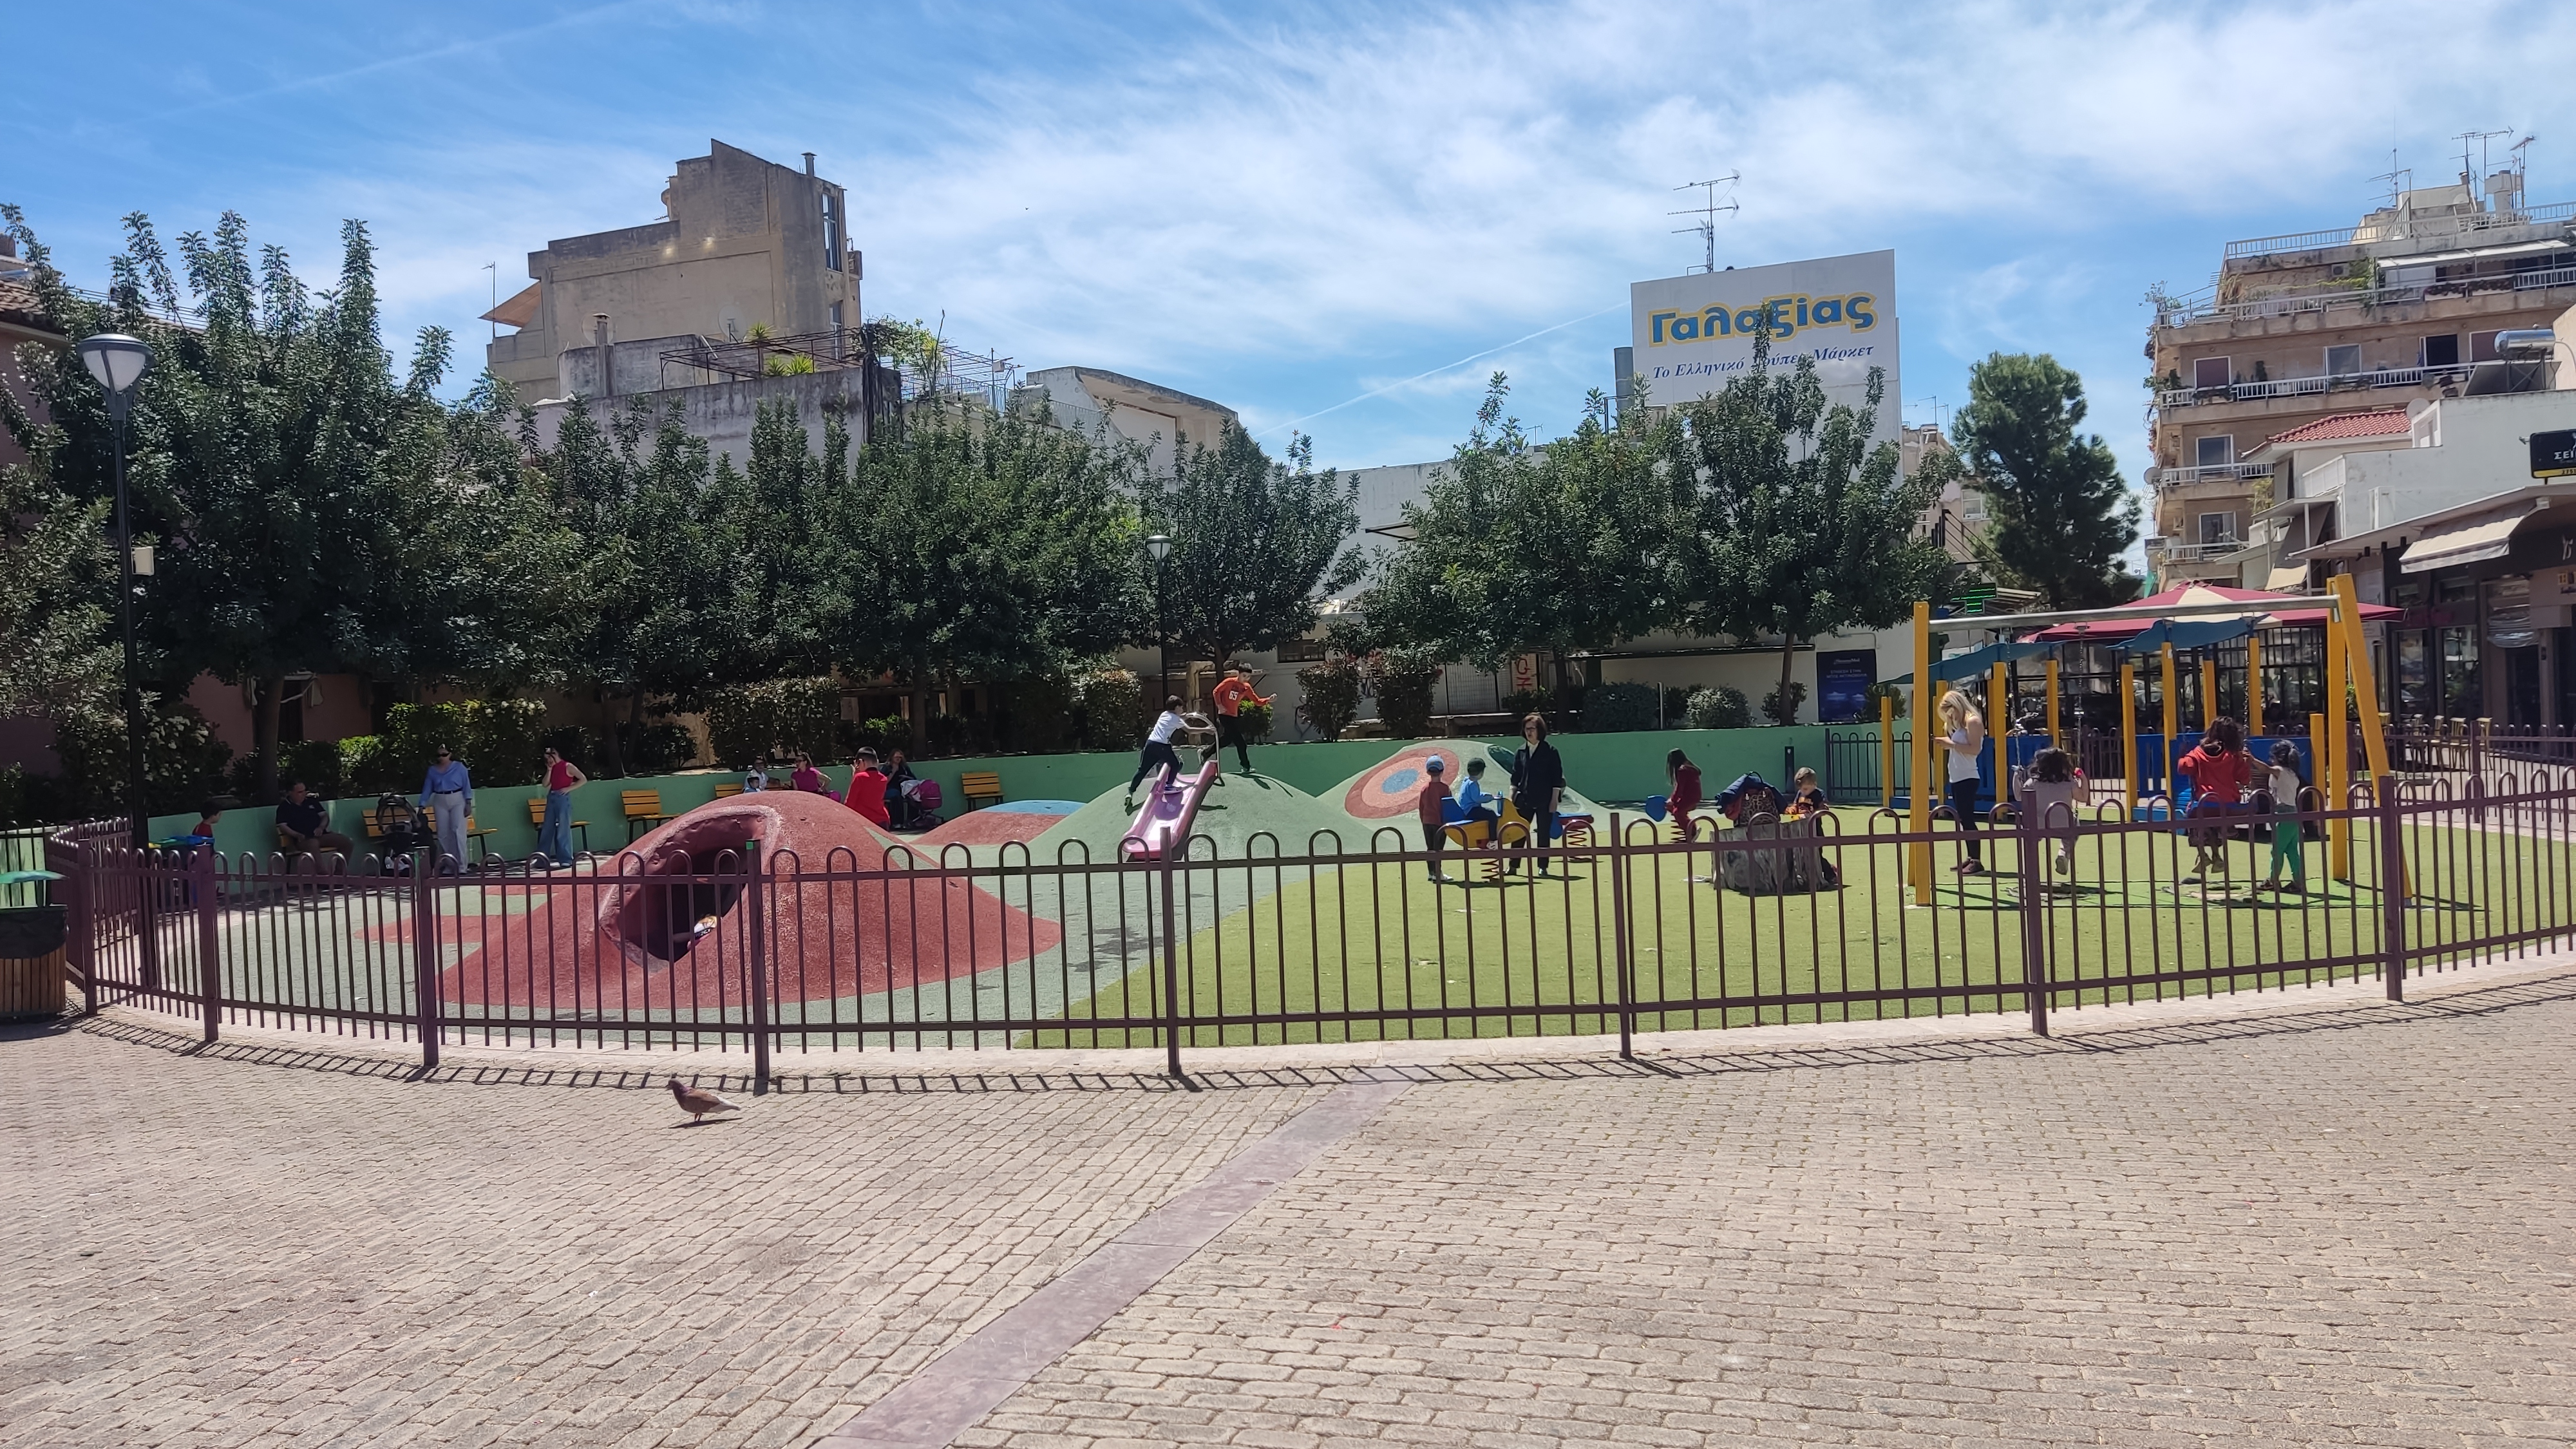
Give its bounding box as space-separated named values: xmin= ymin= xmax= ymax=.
xmin=483 ymin=140 xmax=860 ymax=402
xmin=2143 ymin=161 xmax=2576 ymax=587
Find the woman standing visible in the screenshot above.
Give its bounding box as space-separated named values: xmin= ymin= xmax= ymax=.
xmin=1507 ymin=714 xmax=1565 ymax=878
xmin=1936 ymin=690 xmax=1988 ymax=875
xmin=536 ymin=746 xmax=587 ymax=868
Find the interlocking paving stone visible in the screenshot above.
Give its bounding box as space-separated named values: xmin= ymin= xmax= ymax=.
xmin=8 ymin=972 xmax=2576 ymax=1448
xmin=971 ymin=977 xmax=2576 ymax=1447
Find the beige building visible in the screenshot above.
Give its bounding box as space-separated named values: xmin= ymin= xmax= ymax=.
xmin=2144 ymin=160 xmax=2576 ymax=587
xmin=484 ymin=140 xmax=860 ymax=401
xmin=1016 ymin=367 xmax=1240 ymax=477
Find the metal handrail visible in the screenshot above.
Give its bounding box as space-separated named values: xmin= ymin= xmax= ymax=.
xmin=2222 ymin=200 xmax=2576 ymax=260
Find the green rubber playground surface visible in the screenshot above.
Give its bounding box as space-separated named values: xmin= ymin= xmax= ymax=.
xmin=1040 ymin=815 xmax=2573 ymax=1046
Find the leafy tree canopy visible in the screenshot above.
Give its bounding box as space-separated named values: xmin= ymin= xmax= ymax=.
xmin=1947 ymin=352 xmax=2141 ymax=609
xmin=1141 ymin=421 xmax=1361 ymax=672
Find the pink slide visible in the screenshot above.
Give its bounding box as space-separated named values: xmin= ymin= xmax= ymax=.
xmin=1121 ymin=759 xmax=1218 ymax=860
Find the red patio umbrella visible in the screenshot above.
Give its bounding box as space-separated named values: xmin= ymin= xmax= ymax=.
xmin=2020 ymin=583 xmax=2398 ymax=643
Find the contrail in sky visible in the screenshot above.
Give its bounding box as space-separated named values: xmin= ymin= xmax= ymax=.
xmin=1255 ymin=303 xmax=1627 ymax=438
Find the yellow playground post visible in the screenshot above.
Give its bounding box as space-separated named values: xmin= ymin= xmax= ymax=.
xmin=1909 ymin=601 xmax=1933 ymax=902
xmin=2120 ymin=661 xmax=2139 ymax=815
xmin=2200 ymin=655 xmax=2219 ymax=730
xmin=2161 ymin=644 xmax=2180 ymax=792
xmin=2245 ymin=632 xmax=2263 ymax=734
xmin=2327 ymin=612 xmax=2351 ymax=880
xmin=2045 ymin=658 xmax=2061 ymax=747
xmin=2329 ymin=574 xmax=2393 ymax=784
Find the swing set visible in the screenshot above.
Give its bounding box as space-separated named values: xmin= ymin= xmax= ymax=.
xmin=1890 ymin=575 xmax=2396 ymax=905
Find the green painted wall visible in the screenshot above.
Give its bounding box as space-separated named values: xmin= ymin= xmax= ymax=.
xmin=142 ymin=724 xmax=1862 ymax=864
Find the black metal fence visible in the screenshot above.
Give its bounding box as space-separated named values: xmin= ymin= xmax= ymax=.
xmin=46 ymin=762 xmax=2576 ymax=1078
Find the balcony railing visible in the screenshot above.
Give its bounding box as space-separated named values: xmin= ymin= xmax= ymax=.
xmin=2222 ymin=199 xmax=2576 ymax=260
xmin=2155 ymin=363 xmax=2472 ymax=410
xmin=2157 ymin=256 xmax=2576 ymax=328
xmin=2148 ymin=460 xmax=2273 ymax=488
xmin=2146 ymin=540 xmax=2245 ymax=565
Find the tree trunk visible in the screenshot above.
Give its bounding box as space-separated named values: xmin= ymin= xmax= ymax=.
xmin=627 ymin=689 xmax=647 ymax=775
xmin=1777 ymin=637 xmax=1799 ymax=726
xmin=600 ymin=687 xmax=629 ymax=779
xmin=252 ymin=675 xmax=285 ymax=803
xmin=910 ymin=676 xmax=932 ymax=755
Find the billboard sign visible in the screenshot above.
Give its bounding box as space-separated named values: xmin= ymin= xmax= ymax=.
xmin=2533 ymin=428 xmax=2576 ymax=479
xmin=1629 ymin=249 xmax=1897 ymax=440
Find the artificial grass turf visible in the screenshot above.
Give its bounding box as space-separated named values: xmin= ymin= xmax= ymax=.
xmin=1037 ymin=814 xmax=2576 ymax=1046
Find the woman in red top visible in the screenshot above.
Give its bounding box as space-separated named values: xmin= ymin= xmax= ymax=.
xmin=2176 ymin=716 xmax=2253 ymax=883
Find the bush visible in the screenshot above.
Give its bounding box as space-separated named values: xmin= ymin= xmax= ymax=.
xmin=1000 ymin=674 xmax=1080 ymax=753
xmin=1580 ymin=681 xmax=1659 ymax=733
xmin=842 ymin=714 xmax=911 ymax=758
xmin=276 ymin=739 xmax=345 ymax=798
xmin=1073 ymin=668 xmax=1144 ymax=750
xmin=619 ymin=721 xmax=696 ymax=775
xmin=52 ymin=694 xmax=235 ymax=818
xmin=1236 ymin=700 xmax=1274 ymax=744
xmin=1761 ymin=680 xmax=1807 ymax=727
xmin=700 ymin=677 xmax=840 ymax=768
xmin=1685 ymin=687 xmax=1751 ymax=731
xmin=1862 ymin=681 xmax=1905 ymax=718
xmin=1296 ymin=656 xmax=1363 ymax=742
xmin=1500 ymin=688 xmax=1551 ymax=721
xmin=337 ymin=735 xmax=396 ymax=796
xmin=1370 ymin=648 xmax=1441 ymax=739
xmin=1663 ymin=687 xmax=1690 ymax=727
xmin=468 ymin=698 xmax=549 ymax=786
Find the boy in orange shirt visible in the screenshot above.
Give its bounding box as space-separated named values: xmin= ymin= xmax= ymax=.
xmin=1210 ymin=662 xmax=1273 ymax=774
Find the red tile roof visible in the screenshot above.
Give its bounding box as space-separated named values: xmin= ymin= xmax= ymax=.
xmin=2259 ymin=410 xmax=2411 ymax=448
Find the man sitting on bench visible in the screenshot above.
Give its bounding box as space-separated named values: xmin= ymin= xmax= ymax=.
xmin=277 ymin=780 xmax=354 ymax=862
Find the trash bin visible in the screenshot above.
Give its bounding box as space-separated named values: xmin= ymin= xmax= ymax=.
xmin=0 ymin=869 xmax=68 ymax=1019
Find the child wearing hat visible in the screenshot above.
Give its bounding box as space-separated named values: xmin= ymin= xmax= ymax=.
xmin=1416 ymin=755 xmax=1454 ymax=884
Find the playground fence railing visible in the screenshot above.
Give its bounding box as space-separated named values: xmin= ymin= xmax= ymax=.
xmin=44 ymin=765 xmax=2576 ymax=1075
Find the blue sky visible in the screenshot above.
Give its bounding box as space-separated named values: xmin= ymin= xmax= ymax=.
xmin=10 ymin=1 xmax=2573 ymax=495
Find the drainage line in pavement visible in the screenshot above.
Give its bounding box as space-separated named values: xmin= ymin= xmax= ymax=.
xmin=810 ymin=1074 xmax=1412 ymax=1449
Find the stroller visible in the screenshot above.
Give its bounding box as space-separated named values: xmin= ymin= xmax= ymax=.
xmin=372 ymin=794 xmax=432 ymax=872
xmin=888 ymin=776 xmax=944 ymax=833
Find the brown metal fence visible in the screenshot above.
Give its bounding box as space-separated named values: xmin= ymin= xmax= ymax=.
xmin=45 ymin=768 xmax=2576 ymax=1081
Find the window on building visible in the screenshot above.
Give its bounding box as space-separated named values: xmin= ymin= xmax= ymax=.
xmin=2422 ymin=333 xmax=2461 ymax=368
xmin=2195 ymin=435 xmax=2235 ymax=468
xmin=2325 ymin=343 xmax=2360 ymax=377
xmin=1276 ymin=634 xmax=1329 ymax=663
xmin=2198 ymin=511 xmax=2238 ymax=546
xmin=2470 ymin=330 xmax=2502 ymax=363
xmin=2192 ymin=356 xmax=2231 ymax=390
xmin=822 ymin=191 xmax=842 ymax=271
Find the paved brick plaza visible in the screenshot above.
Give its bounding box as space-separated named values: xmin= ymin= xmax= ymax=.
xmin=8 ymin=971 xmax=2575 ymax=1448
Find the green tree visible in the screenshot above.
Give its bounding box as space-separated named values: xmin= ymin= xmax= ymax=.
xmin=1139 ymin=421 xmax=1361 ymax=679
xmin=0 ymin=426 xmax=117 ymax=728
xmin=1947 ymin=352 xmax=2141 ymax=608
xmin=826 ymin=399 xmax=1144 ymax=752
xmin=1668 ymin=352 xmax=1947 ymax=722
xmin=0 ymin=206 xmax=498 ymax=802
xmin=1370 ymin=376 xmax=1678 ymax=671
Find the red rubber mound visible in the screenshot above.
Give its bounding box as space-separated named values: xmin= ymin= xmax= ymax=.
xmin=424 ymin=791 xmax=1062 ymax=1012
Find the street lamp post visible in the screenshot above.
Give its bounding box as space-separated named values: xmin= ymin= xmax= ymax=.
xmin=79 ymin=333 xmax=154 ymax=849
xmin=1145 ymin=533 xmax=1172 ymax=711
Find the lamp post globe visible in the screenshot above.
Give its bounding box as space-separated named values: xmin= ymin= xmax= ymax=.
xmin=80 ymin=332 xmax=155 ymax=848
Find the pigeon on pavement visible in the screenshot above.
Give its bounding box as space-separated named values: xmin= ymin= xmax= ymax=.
xmin=668 ymin=1077 xmax=743 ymax=1122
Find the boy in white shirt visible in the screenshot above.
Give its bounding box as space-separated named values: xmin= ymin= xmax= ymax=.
xmin=1126 ymin=696 xmax=1189 ymax=811
xmin=2259 ymin=742 xmax=2307 ymax=896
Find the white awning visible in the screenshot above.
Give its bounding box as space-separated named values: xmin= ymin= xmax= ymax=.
xmin=2399 ymin=513 xmax=2529 ymax=574
xmin=2264 ymin=564 xmax=2309 ymax=591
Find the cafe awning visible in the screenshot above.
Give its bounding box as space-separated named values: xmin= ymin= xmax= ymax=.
xmin=2399 ymin=511 xmax=2530 ymax=574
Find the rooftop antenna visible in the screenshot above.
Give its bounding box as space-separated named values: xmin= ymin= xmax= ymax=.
xmin=482 ymin=262 xmax=497 ymax=341
xmin=2368 ymin=149 xmax=2410 ymax=210
xmin=1669 ymin=174 xmax=1740 ymax=274
xmin=2455 ymin=128 xmax=2511 ymax=204
xmin=1908 ymin=395 xmax=1943 ymax=433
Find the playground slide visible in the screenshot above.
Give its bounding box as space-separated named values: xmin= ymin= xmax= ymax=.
xmin=1121 ymin=759 xmax=1219 ymax=860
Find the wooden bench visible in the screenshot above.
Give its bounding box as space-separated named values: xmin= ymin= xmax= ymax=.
xmin=461 ymin=815 xmax=497 ymax=866
xmin=959 ymin=771 xmax=1003 ymax=811
xmin=713 ymin=782 xmax=744 ymax=798
xmin=621 ymin=790 xmax=668 ymax=842
xmin=524 ymin=795 xmax=591 ymax=854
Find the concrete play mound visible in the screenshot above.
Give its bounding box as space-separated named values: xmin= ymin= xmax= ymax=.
xmin=430 ymin=790 xmax=1062 ymax=1011
xmin=900 ymin=800 xmax=1085 ymax=855
xmin=1032 ymin=773 xmax=1361 ymax=860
